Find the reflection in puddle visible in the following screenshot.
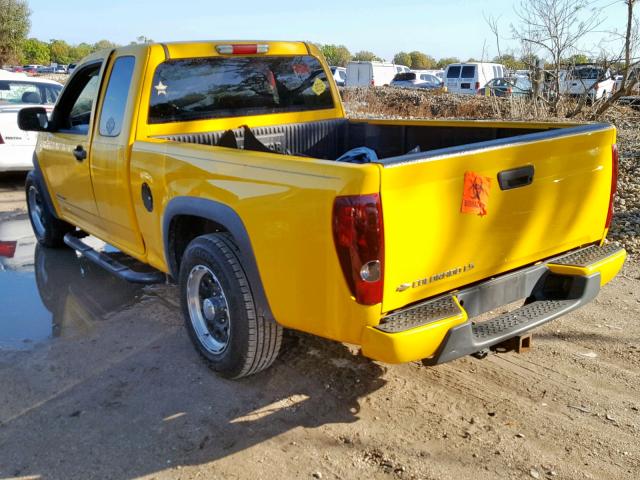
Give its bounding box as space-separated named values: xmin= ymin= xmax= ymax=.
xmin=0 ymin=215 xmax=145 ymax=350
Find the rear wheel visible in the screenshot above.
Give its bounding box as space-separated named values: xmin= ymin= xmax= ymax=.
xmin=25 ymin=172 xmax=74 ymax=248
xmin=179 ymin=233 xmax=282 ymax=378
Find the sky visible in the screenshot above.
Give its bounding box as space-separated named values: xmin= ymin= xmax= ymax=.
xmin=26 ymin=0 xmax=631 ymax=61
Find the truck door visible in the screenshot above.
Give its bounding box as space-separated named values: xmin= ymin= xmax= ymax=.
xmin=39 ymin=60 xmax=105 ymax=228
xmin=89 ymin=49 xmax=147 ymax=256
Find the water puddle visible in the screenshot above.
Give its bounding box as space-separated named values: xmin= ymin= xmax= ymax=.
xmin=0 ymin=215 xmax=145 ymax=350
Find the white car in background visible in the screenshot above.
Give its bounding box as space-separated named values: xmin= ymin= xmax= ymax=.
xmin=0 ymin=215 xmax=36 ymax=272
xmin=391 ymin=71 xmax=442 ymax=89
xmin=0 ymin=70 xmax=62 ymax=172
xmin=330 ymin=66 xmax=347 ymax=86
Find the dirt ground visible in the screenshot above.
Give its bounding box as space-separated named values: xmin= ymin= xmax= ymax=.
xmin=0 ymin=172 xmax=639 ymax=480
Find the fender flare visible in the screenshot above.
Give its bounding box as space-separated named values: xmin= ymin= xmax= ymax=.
xmin=163 ymin=197 xmax=275 ymax=323
xmin=30 ymin=153 xmax=59 ymax=219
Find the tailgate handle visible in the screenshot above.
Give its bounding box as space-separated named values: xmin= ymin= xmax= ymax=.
xmin=497 ymin=165 xmax=534 ymax=190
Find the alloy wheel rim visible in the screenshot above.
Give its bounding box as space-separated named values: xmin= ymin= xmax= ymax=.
xmin=186 ymin=264 xmax=231 ymax=354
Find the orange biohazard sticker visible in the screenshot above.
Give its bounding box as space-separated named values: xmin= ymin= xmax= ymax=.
xmin=461 ymin=171 xmax=491 ymax=216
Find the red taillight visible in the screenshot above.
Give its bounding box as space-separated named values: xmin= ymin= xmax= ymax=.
xmin=371 ymin=79 xmax=375 ymax=86
xmin=332 ymin=194 xmax=384 ymax=305
xmin=605 ymin=144 xmax=619 ymax=229
xmin=0 ymin=241 xmax=17 ymax=258
xmin=475 ymin=81 xmax=480 ymax=90
xmin=215 ymin=44 xmax=269 ymax=55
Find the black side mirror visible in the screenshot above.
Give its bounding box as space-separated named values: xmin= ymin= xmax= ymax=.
xmin=17 ymin=107 xmax=50 ymax=132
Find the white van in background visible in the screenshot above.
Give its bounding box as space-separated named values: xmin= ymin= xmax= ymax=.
xmin=444 ymin=62 xmax=506 ymax=95
xmin=346 ymin=61 xmax=397 ymax=87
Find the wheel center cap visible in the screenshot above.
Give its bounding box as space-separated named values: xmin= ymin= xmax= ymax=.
xmin=203 ymin=298 xmax=216 ymax=322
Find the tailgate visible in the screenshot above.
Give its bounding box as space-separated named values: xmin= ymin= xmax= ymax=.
xmin=380 ymin=124 xmax=616 ymax=313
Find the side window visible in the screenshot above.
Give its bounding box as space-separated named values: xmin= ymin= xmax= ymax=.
xmin=53 ymin=63 xmax=102 ymax=135
xmin=69 ymin=75 xmax=99 ymax=134
xmin=99 ymin=56 xmax=135 ymax=137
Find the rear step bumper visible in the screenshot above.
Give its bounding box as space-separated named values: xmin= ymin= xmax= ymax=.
xmin=63 ymin=233 xmax=166 ymax=284
xmin=361 ymin=244 xmax=626 ymax=364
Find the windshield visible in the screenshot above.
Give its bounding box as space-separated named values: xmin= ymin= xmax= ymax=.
xmin=148 ymin=55 xmax=334 ymax=124
xmin=0 ymin=81 xmax=61 ymax=105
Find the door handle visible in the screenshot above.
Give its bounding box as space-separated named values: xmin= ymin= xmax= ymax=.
xmin=73 ymin=145 xmax=87 ymax=162
xmin=497 ymin=165 xmax=534 ymax=190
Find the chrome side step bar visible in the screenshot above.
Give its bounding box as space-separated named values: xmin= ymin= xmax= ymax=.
xmin=63 ymin=233 xmax=166 ymax=284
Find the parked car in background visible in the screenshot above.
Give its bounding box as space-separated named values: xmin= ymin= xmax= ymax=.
xmin=561 ymin=65 xmax=615 ymax=100
xmin=612 ymin=69 xmax=639 ymax=95
xmin=391 ymin=71 xmax=441 ymax=89
xmin=67 ymin=64 xmax=77 ymax=75
xmin=395 ymin=65 xmax=410 ymax=74
xmin=0 ymin=71 xmax=63 ymax=172
xmin=22 ymin=65 xmax=41 ymax=75
xmin=346 ymin=61 xmax=397 ymax=86
xmin=478 ymin=76 xmax=532 ymax=97
xmin=419 ymin=69 xmax=444 ymax=81
xmin=54 ymin=65 xmax=68 ymax=74
xmin=0 ymin=215 xmax=36 ymax=272
xmin=614 ymin=75 xmax=623 ymax=93
xmin=444 ymin=62 xmax=506 ymax=95
xmin=330 ymin=66 xmax=346 ymax=86
xmin=36 ymin=66 xmax=55 ymax=74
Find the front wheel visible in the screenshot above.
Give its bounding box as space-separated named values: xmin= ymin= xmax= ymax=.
xmin=179 ymin=233 xmax=282 ymax=378
xmin=25 ymin=172 xmax=74 ymax=247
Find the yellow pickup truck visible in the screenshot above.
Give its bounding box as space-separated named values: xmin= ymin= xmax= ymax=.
xmin=18 ymin=41 xmax=626 ymax=378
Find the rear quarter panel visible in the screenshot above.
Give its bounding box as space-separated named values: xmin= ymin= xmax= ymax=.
xmin=129 ymin=140 xmax=382 ymax=344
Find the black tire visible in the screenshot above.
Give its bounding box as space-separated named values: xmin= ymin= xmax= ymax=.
xmin=179 ymin=233 xmax=282 ymax=378
xmin=25 ymin=172 xmax=74 ymax=248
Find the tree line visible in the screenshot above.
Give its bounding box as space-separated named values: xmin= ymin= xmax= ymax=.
xmin=0 ymin=0 xmax=151 ymax=66
xmin=318 ymin=44 xmax=462 ymax=69
xmin=319 ymin=44 xmax=603 ymax=71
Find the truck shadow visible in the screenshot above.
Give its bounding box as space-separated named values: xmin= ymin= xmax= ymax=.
xmin=0 ymin=244 xmax=388 ymax=480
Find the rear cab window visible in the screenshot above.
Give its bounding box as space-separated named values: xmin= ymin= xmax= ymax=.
xmin=148 ymin=55 xmax=334 ymax=124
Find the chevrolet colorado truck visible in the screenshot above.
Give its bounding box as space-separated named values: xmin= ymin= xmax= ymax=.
xmin=18 ymin=41 xmax=626 ymax=378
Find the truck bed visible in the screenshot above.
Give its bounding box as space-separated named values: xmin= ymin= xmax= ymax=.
xmin=157 ymin=118 xmax=574 ymax=162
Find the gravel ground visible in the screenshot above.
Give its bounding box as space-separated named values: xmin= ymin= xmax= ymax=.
xmin=0 ymin=88 xmax=638 ymax=480
xmin=342 ymin=87 xmax=640 ymax=256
